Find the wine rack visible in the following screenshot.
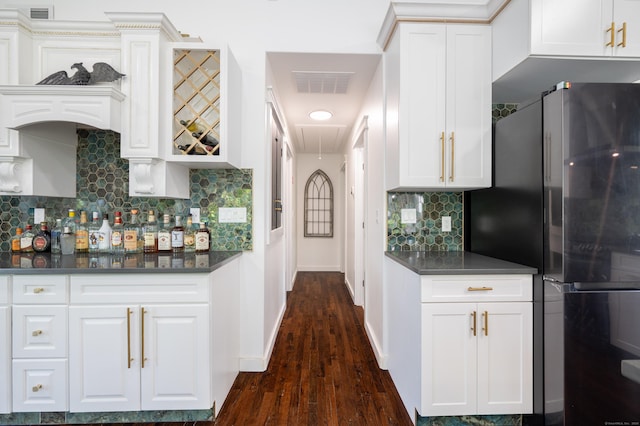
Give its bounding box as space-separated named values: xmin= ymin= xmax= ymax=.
xmin=172 ymin=49 xmax=221 ymax=156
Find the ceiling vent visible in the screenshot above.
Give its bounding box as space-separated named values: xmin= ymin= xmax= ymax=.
xmin=293 ymin=71 xmax=353 ymax=94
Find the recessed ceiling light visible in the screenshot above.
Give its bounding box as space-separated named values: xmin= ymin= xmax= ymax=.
xmin=309 ymin=110 xmax=332 ymax=121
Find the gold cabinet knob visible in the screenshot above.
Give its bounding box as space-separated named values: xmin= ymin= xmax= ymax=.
xmin=32 ymin=330 xmax=43 ymax=337
xmin=32 ymin=384 xmax=43 ymax=392
xmin=33 ymin=287 xmax=45 ymax=294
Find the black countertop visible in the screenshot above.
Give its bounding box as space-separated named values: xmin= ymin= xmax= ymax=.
xmin=385 ymin=251 xmax=537 ymax=275
xmin=0 ymin=251 xmax=242 ymax=274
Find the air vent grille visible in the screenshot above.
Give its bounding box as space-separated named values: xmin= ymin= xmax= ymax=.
xmin=30 ymin=7 xmax=52 ymax=20
xmin=293 ymin=71 xmax=353 ymax=94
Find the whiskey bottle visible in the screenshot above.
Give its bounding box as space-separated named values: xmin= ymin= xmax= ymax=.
xmin=75 ymin=210 xmax=89 ymax=253
xmin=194 ymin=222 xmax=210 ymax=252
xmin=32 ymin=222 xmax=52 ymax=252
xmin=157 ymin=214 xmax=172 ymax=252
xmin=20 ymin=224 xmax=35 ymax=253
xmin=110 ymin=211 xmax=125 ymax=254
xmin=171 ymin=215 xmax=185 ymax=252
xmin=184 ymin=214 xmax=195 ymax=253
xmin=124 ymin=209 xmax=142 ymax=254
xmin=143 ymin=210 xmax=158 ymax=253
xmin=11 ymin=228 xmax=23 ymax=253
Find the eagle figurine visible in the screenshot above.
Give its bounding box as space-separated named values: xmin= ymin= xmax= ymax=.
xmin=36 ymin=62 xmax=125 ymax=85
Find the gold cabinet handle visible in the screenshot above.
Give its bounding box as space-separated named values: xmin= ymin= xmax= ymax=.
xmin=127 ymin=308 xmax=133 ymax=369
xmin=471 ymin=311 xmax=477 ymax=336
xmin=32 ymin=384 xmax=43 ymax=392
xmin=440 ymin=131 xmax=445 ymax=182
xmin=32 ymin=330 xmax=43 ymax=337
xmin=33 ymin=287 xmax=45 ymax=294
xmin=606 ymin=22 xmax=616 ymax=46
xmin=141 ymin=307 xmax=148 ymax=368
xmin=449 ymin=132 xmax=455 ymax=182
xmin=482 ymin=311 xmax=489 ymax=336
xmin=618 ymin=22 xmax=627 ymax=47
xmin=467 ymin=286 xmax=494 ymax=291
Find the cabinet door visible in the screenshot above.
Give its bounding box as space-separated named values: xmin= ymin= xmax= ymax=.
xmin=400 ymin=23 xmax=447 ymax=188
xmin=69 ymin=305 xmax=140 ymax=412
xmin=445 ymin=25 xmax=491 ymax=189
xmin=0 ymin=306 xmax=10 ymax=414
xmin=531 ymin=0 xmax=612 ymax=56
xmin=140 ymin=304 xmax=210 ymax=410
xmin=613 ymin=0 xmax=640 ymax=56
xmin=476 ymin=302 xmax=533 ymax=414
xmin=421 ymin=303 xmax=477 ymax=416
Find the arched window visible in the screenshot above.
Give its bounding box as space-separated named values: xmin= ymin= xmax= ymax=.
xmin=304 ymin=169 xmax=333 ymax=237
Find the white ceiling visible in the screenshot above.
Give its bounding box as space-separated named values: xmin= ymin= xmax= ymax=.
xmin=267 ymin=52 xmax=381 ymax=155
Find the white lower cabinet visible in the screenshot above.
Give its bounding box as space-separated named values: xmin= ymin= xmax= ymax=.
xmin=69 ymin=304 xmax=210 ymax=412
xmin=422 ymin=301 xmax=533 ymax=415
xmin=0 ymin=304 xmax=10 ymax=414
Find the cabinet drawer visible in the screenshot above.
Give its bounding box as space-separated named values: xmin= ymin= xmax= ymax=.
xmin=70 ymin=273 xmax=209 ymax=304
xmin=12 ymin=276 xmax=68 ymax=304
xmin=12 ymin=359 xmax=68 ymax=412
xmin=13 ymin=306 xmax=68 ymax=358
xmin=421 ymin=275 xmax=532 ymax=303
xmin=0 ymin=275 xmax=9 ymax=304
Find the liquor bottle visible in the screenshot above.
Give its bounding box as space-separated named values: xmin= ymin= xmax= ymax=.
xmin=75 ymin=211 xmax=89 ymax=253
xmin=98 ymin=213 xmax=112 ymax=254
xmin=11 ymin=227 xmax=23 ymax=253
xmin=194 ymin=222 xmax=210 ymax=253
xmin=32 ymin=222 xmax=52 ymax=253
xmin=50 ymin=219 xmax=63 ymax=254
xmin=179 ymin=119 xmax=199 ymax=132
xmin=171 ymin=215 xmax=185 ymax=252
xmin=60 ymin=226 xmax=75 ymax=255
xmin=157 ymin=214 xmax=172 ymax=252
xmin=143 ymin=210 xmax=158 ymax=253
xmin=63 ymin=209 xmax=77 ymax=234
xmin=88 ymin=212 xmax=101 ymax=253
xmin=184 ymin=214 xmax=195 ymax=252
xmin=111 ymin=211 xmax=125 ymax=254
xmin=124 ymin=209 xmax=142 ymax=254
xmin=20 ymin=224 xmax=35 ymax=253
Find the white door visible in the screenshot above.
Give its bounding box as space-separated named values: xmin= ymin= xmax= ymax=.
xmin=69 ymin=305 xmax=140 ymax=412
xmin=140 ymin=304 xmax=210 ymax=410
xmin=476 ymin=302 xmax=533 ymax=414
xmin=0 ymin=306 xmax=10 ymax=413
xmin=421 ymin=302 xmax=477 ymax=416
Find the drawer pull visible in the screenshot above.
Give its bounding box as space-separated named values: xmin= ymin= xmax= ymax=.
xmin=33 ymin=287 xmax=45 ymax=294
xmin=467 ymin=286 xmax=493 ymax=292
xmin=32 ymin=384 xmax=43 ymax=392
xmin=32 ymin=330 xmax=43 ymax=336
xmin=127 ymin=308 xmax=133 ymax=368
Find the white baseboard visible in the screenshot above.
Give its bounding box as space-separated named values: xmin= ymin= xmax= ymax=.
xmin=238 ymin=298 xmax=287 ymax=372
xmin=297 ymin=265 xmax=341 ymax=272
xmin=365 ymin=319 xmax=387 ymax=370
xmin=344 ymin=276 xmax=356 ymax=303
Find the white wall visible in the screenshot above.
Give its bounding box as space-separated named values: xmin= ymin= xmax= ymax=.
xmin=296 ymin=153 xmax=345 ymax=271
xmin=15 ymin=0 xmax=390 ymax=371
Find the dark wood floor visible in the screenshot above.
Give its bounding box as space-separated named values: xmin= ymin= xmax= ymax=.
xmin=214 ymin=271 xmax=412 ymax=425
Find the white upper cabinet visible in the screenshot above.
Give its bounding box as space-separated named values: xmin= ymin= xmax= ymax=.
xmin=384 ymin=23 xmax=492 ymax=191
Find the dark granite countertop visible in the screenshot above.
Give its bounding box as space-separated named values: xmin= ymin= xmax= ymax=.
xmin=385 ymin=251 xmax=537 ymax=275
xmin=0 ymin=251 xmax=242 ymax=274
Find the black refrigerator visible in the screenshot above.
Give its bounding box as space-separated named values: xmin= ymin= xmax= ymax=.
xmin=466 ymin=82 xmax=640 ymax=426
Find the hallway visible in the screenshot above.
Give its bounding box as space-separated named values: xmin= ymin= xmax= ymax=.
xmin=214 ymin=271 xmax=413 ymax=425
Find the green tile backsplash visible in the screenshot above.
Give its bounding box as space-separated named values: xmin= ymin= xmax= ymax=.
xmin=0 ymin=129 xmax=252 ymax=252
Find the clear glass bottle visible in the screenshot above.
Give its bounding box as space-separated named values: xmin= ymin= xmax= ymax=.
xmin=32 ymin=222 xmax=52 ymax=253
xmin=60 ymin=226 xmax=75 ymax=255
xmin=171 ymin=215 xmax=185 ymax=253
xmin=88 ymin=212 xmax=101 ymax=253
xmin=20 ymin=224 xmax=35 ymax=253
xmin=50 ymin=218 xmax=63 ymax=254
xmin=63 ymin=209 xmax=77 ymax=234
xmin=184 ymin=214 xmax=195 ymax=252
xmin=75 ymin=210 xmax=89 ymax=253
xmin=157 ymin=214 xmax=172 ymax=252
xmin=194 ymin=222 xmax=211 ymax=253
xmin=98 ymin=213 xmax=112 ymax=254
xmin=124 ymin=209 xmax=142 ymax=254
xmin=110 ymin=211 xmax=125 ymax=254
xmin=143 ymin=210 xmax=158 ymax=253
xmin=11 ymin=227 xmax=23 ymax=253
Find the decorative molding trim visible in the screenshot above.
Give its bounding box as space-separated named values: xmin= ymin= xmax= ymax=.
xmin=129 ymin=159 xmax=156 ymax=194
xmin=0 ymin=158 xmax=22 ymax=193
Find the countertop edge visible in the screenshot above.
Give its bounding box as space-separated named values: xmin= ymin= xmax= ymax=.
xmin=385 ymin=251 xmax=538 ymax=275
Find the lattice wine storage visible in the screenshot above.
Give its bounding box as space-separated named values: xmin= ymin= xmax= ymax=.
xmin=173 ymin=49 xmax=221 ymax=156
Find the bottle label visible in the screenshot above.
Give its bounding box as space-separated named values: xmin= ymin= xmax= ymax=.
xmin=76 ymin=230 xmax=89 ymax=250
xmin=158 ymin=231 xmax=171 ymax=250
xmin=88 ymin=231 xmax=99 ymax=249
xmin=32 ymin=235 xmax=50 ymax=251
xmin=144 ymin=232 xmax=156 ymax=247
xmin=111 ymin=231 xmax=123 ymax=247
xmin=184 ymin=233 xmax=195 ymax=247
xmin=195 ymin=232 xmax=209 ymax=251
xmin=171 ymin=230 xmax=184 ymax=248
xmin=20 ymin=236 xmax=32 ymax=250
xmin=124 ymin=230 xmax=138 ymax=250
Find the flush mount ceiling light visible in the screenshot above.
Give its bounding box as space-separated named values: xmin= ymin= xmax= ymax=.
xmin=309 ymin=110 xmax=332 ymax=121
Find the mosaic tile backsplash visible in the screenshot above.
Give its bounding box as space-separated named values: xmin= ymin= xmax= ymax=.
xmin=0 ymin=130 xmax=252 ymax=252
xmin=387 ymin=192 xmax=463 ymax=251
